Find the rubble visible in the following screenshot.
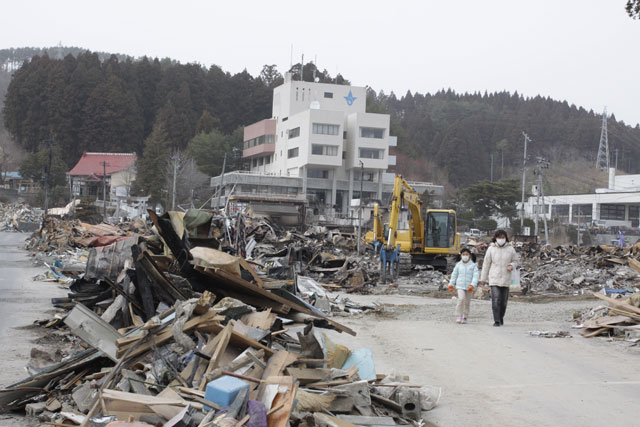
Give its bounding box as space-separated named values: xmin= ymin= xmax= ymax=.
xmin=574 ymin=291 xmax=640 ymax=342
xmin=505 ymin=242 xmax=640 ymax=295
xmin=0 ymin=201 xmax=43 ymax=232
xmin=0 ymin=209 xmax=438 ymax=426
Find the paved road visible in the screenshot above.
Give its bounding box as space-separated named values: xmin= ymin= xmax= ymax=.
xmin=0 ymin=232 xmax=67 ymax=387
xmin=327 ymin=293 xmax=640 ymax=427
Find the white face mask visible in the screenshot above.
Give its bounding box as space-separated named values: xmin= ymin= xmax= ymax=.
xmin=461 ymin=255 xmax=470 ymax=262
xmin=496 ymin=238 xmax=506 ymax=246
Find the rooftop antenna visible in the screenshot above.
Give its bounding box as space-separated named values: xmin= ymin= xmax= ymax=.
xmin=596 ymin=107 xmax=609 ymax=171
xmin=290 ymin=44 xmax=293 ymax=69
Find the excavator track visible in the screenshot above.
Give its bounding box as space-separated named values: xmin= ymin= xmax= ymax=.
xmin=398 ymin=253 xmax=413 ymax=276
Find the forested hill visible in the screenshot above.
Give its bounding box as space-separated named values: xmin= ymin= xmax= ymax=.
xmin=2 ymin=47 xmax=640 ymax=192
xmin=367 ymin=90 xmax=640 ymax=188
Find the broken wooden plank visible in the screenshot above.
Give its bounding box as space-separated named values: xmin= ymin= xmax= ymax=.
xmin=285 ymin=367 xmax=332 ymax=385
xmin=198 ymin=321 xmax=275 ymax=357
xmin=116 ymin=311 xmax=221 ymax=358
xmin=193 ymin=290 xmax=216 ymax=315
xmin=239 ymin=257 xmax=264 ymax=288
xmin=242 ymin=309 xmax=276 ymax=330
xmin=194 ymin=264 xmax=355 ymax=336
xmin=628 ymin=257 xmax=640 ymax=274
xmin=199 ymin=322 xmax=233 ymax=391
xmin=582 ymin=315 xmax=633 ymax=329
xmin=101 ymin=389 xmax=185 ymax=414
xmin=256 ymin=351 xmax=298 ymax=401
xmin=265 ymin=378 xmax=297 ymax=427
xmin=592 ymin=292 xmax=640 ymax=316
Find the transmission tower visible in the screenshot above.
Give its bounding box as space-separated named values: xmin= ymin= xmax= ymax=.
xmin=596 ymin=107 xmax=609 ymax=170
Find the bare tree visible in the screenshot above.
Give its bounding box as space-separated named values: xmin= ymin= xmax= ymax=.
xmin=166 ymin=150 xmax=209 ymax=210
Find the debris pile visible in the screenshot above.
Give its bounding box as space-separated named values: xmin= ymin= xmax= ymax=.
xmin=25 ymin=216 xmax=149 ymax=254
xmin=516 ymin=243 xmax=640 ymax=294
xmin=575 ymin=291 xmax=640 ymax=342
xmin=0 ymin=201 xmax=43 ymax=232
xmin=0 ymin=210 xmax=438 ymax=426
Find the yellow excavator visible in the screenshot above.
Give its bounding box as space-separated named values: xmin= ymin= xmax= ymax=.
xmin=366 ymin=175 xmax=461 ymax=281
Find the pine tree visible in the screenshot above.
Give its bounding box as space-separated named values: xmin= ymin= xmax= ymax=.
xmin=134 ymin=122 xmax=170 ymax=205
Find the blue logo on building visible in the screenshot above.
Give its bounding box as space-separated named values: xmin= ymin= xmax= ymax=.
xmin=344 ymin=90 xmax=357 ymax=106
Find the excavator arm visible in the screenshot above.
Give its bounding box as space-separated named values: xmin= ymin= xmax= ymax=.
xmin=387 ymin=175 xmax=424 ymax=251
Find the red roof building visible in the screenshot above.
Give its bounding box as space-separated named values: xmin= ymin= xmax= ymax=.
xmin=68 ymin=152 xmax=137 ymax=177
xmin=68 ymin=152 xmax=137 ymax=199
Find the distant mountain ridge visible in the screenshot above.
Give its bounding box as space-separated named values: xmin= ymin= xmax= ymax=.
xmin=2 ymin=46 xmax=639 ymax=191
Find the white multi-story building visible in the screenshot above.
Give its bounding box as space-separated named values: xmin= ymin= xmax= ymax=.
xmin=520 ymin=168 xmax=640 ymax=228
xmin=213 ymin=73 xmax=442 ymax=221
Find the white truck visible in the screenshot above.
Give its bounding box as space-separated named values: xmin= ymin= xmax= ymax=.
xmin=465 ymin=228 xmax=482 ymax=239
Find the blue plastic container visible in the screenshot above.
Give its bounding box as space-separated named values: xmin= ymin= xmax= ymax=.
xmin=204 ymin=375 xmax=250 ymax=410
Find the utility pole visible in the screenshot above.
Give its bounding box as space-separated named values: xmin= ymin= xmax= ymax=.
xmin=171 ymin=151 xmax=180 ymax=210
xmin=490 ymin=152 xmax=494 ymax=182
xmin=534 ymin=156 xmax=550 ymax=243
xmin=577 ymin=205 xmax=582 ymax=247
xmin=533 ymin=180 xmax=540 ymax=238
xmin=615 ymin=148 xmax=619 ymax=170
xmin=520 ymin=132 xmax=530 ymax=228
xmin=215 ymin=153 xmax=227 ymax=211
xmin=357 ymin=161 xmax=364 ymax=255
xmin=43 ymin=139 xmax=53 ymax=214
xmin=101 ymin=161 xmax=109 ymax=219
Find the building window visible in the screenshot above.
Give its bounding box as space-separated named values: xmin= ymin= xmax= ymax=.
xmin=343 ymin=131 xmax=347 ymax=139
xmin=311 ymin=144 xmax=338 ymax=156
xmin=296 ymin=88 xmax=299 ymax=101
xmin=265 ymin=155 xmax=271 ymax=165
xmin=288 ymin=147 xmax=299 ymax=158
xmin=308 ymin=169 xmax=329 ymax=179
xmin=243 ymin=134 xmax=275 ymax=150
xmin=359 ymin=148 xmax=384 ymax=159
xmin=252 ymin=159 xmax=257 ymax=167
xmin=258 ymin=157 xmax=264 ymax=166
xmin=601 ymin=204 xmax=625 ymax=220
xmin=312 ymin=123 xmax=340 ymax=135
xmin=342 ymin=151 xmax=347 ymax=159
xmin=551 ymin=205 xmax=569 ymax=216
xmin=288 ymin=127 xmax=300 ymax=139
xmin=324 ymin=92 xmax=333 ymax=98
xmin=282 ymin=117 xmax=288 ymax=122
xmin=629 ymin=206 xmax=639 ymax=227
xmin=359 ymin=127 xmax=385 ymax=139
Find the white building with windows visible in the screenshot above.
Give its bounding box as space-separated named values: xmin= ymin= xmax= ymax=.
xmin=521 ymin=168 xmax=640 ymax=228
xmin=212 ymin=73 xmax=442 ymax=221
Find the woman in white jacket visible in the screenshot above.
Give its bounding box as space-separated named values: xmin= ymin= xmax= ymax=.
xmin=479 ymin=230 xmax=519 ymax=326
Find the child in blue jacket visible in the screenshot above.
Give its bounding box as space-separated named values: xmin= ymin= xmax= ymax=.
xmin=448 ymin=247 xmax=479 ymax=324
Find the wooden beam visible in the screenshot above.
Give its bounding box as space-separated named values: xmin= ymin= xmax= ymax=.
xmin=194 ymin=264 xmax=355 ymax=336
xmin=199 ymin=322 xmax=233 ymax=391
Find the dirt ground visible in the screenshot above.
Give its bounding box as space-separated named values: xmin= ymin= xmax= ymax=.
xmin=2 ymin=231 xmax=640 ymax=426
xmin=326 ymin=293 xmax=640 ymax=427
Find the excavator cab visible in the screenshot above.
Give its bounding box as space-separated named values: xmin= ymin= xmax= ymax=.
xmin=425 ymin=210 xmax=457 ymax=249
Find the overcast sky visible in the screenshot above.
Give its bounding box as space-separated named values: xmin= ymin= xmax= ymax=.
xmin=2 ymin=0 xmax=639 ymax=125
